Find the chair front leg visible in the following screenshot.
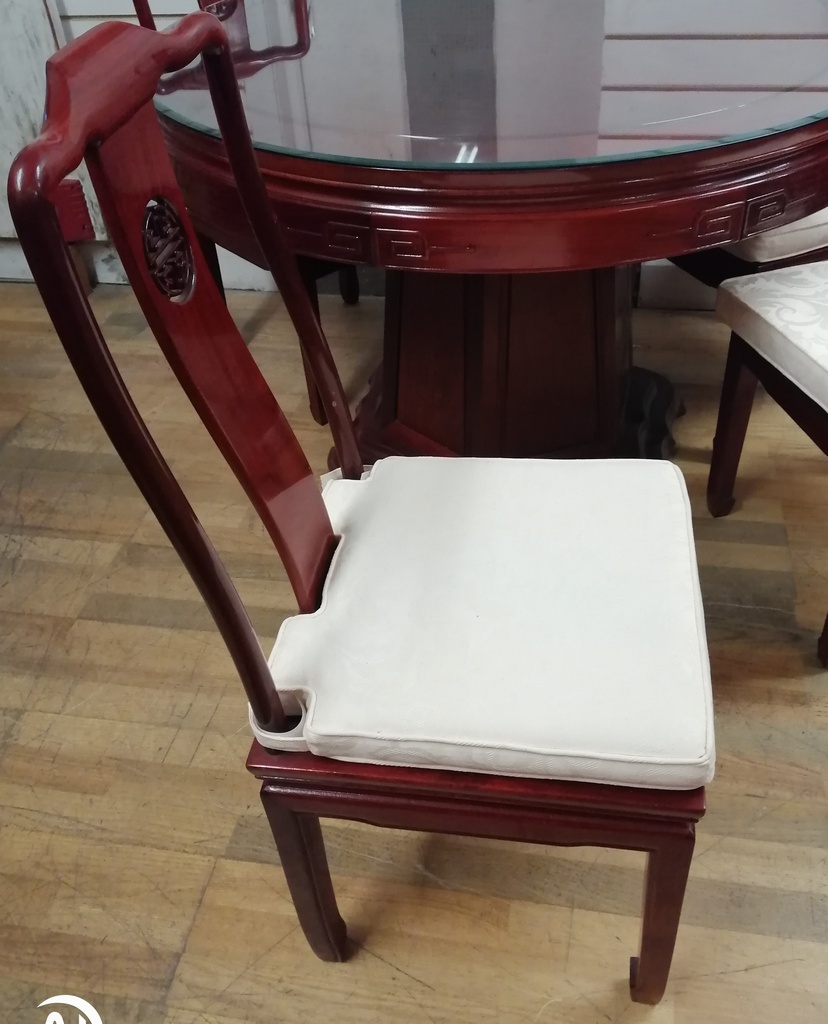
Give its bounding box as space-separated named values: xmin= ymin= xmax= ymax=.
xmin=261 ymin=787 xmax=348 ymax=961
xmin=707 ymin=333 xmax=758 ymax=518
xmin=629 ymin=827 xmax=695 ymax=1004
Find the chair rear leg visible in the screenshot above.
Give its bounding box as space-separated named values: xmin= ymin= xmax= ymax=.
xmin=337 ymin=265 xmax=360 ymax=306
xmin=300 ymin=346 xmax=328 ymax=426
xmin=261 ymin=787 xmax=348 ymax=961
xmin=708 ymin=333 xmax=758 ymax=518
xmin=629 ymin=828 xmax=695 ymax=1004
xmin=196 ymin=231 xmax=226 ymax=303
xmin=818 ymin=612 xmax=828 ymax=668
xmin=296 ymin=262 xmax=329 ymax=426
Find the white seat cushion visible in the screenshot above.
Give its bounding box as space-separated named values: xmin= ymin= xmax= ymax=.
xmin=718 ymin=261 xmax=828 ymax=412
xmin=724 ymin=208 xmax=828 ymax=263
xmin=250 ymin=457 xmax=714 ymax=790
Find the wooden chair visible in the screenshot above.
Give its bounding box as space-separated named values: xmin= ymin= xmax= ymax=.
xmin=705 ymin=262 xmax=828 ymax=665
xmin=670 ymin=210 xmax=828 ymax=289
xmin=133 ymin=0 xmax=360 ymax=428
xmin=8 ymin=15 xmax=715 ymax=1004
xmin=667 ymin=202 xmax=828 ymax=663
xmin=140 ymin=0 xmax=313 ymax=79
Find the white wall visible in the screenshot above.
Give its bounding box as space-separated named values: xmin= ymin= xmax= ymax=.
xmin=56 ymin=0 xmax=195 ymax=39
xmin=599 ymin=0 xmax=824 ymax=307
xmin=1 ymin=0 xmax=275 ymax=288
xmin=0 ymin=1 xmax=63 ymax=238
xmin=495 ymin=0 xmax=605 ymax=162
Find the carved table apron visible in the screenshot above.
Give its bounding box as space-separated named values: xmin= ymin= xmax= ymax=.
xmin=161 ymin=115 xmax=828 ymax=460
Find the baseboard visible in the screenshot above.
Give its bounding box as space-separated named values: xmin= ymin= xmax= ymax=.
xmin=0 ymin=240 xmax=36 ymax=282
xmin=1 ymin=239 xmax=277 ymax=291
xmin=638 ymin=259 xmax=715 ymax=310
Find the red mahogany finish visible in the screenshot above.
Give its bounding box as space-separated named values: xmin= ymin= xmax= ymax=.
xmin=131 ymin=0 xmax=359 ymax=426
xmin=158 ymin=0 xmax=311 ymax=91
xmin=670 ymin=243 xmax=828 ymax=292
xmin=8 ymin=14 xmax=359 ymax=729
xmin=161 ymin=110 xmax=828 ymax=274
xmin=159 ymin=70 xmax=828 ymax=458
xmin=131 ymin=0 xmax=312 ymax=83
xmin=248 ymin=744 xmax=704 ymax=1003
xmin=53 ymin=179 xmax=94 ymax=243
xmin=132 ymin=0 xmax=155 ymax=29
xmin=10 ymin=17 xmax=706 ymax=1002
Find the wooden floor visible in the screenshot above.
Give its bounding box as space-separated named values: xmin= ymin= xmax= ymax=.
xmin=1 ymin=281 xmax=827 ymax=1024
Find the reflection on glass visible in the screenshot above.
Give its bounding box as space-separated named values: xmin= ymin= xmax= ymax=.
xmin=157 ymin=0 xmax=828 ymax=169
xmin=159 ymin=0 xmax=311 ymax=93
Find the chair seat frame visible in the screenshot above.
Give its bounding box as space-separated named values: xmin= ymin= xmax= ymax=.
xmin=249 ymin=742 xmax=704 ymax=1004
xmin=670 ymin=243 xmax=828 ymax=291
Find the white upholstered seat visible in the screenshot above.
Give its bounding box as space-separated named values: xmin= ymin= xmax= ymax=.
xmin=251 ymin=457 xmax=714 ymax=790
xmin=717 ymin=261 xmax=828 ymax=412
xmin=724 ymin=208 xmax=828 ymax=263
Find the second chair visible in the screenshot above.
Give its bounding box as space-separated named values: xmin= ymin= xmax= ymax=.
xmin=706 ymin=260 xmax=828 ymax=664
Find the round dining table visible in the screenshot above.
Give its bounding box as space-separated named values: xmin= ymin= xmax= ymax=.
xmin=158 ymin=0 xmax=828 ymax=461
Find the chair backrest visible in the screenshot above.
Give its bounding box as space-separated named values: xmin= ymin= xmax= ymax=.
xmin=205 ymin=0 xmax=312 ymax=66
xmin=7 ymin=13 xmax=361 ymax=733
xmin=132 ymin=0 xmax=157 ymax=29
xmin=134 ymin=1 xmax=311 ymax=90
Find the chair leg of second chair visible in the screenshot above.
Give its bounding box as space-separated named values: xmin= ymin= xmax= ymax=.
xmin=708 ymin=334 xmax=759 ymax=518
xmin=296 ymin=261 xmax=329 ymax=426
xmin=196 ymin=232 xmax=226 ymax=302
xmin=708 ymin=334 xmax=828 ymax=667
xmin=337 ymin=265 xmax=360 ymax=306
xmin=819 ymin=616 xmax=828 ymax=667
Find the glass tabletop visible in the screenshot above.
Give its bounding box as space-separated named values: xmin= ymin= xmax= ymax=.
xmin=157 ymin=0 xmax=828 ymax=170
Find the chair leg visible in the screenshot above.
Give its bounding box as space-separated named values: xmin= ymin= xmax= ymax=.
xmin=196 ymin=231 xmax=226 ymax=303
xmin=818 ymin=612 xmax=828 ymax=668
xmin=337 ymin=265 xmax=360 ymax=306
xmin=300 ymin=348 xmax=328 ymax=426
xmin=296 ymin=264 xmax=329 ymax=426
xmin=629 ymin=828 xmax=695 ymax=1004
xmin=707 ymin=334 xmax=758 ymax=518
xmin=261 ymin=790 xmax=348 ymax=962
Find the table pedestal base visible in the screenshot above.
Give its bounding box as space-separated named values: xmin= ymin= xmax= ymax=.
xmin=354 ymin=266 xmax=632 ymax=461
